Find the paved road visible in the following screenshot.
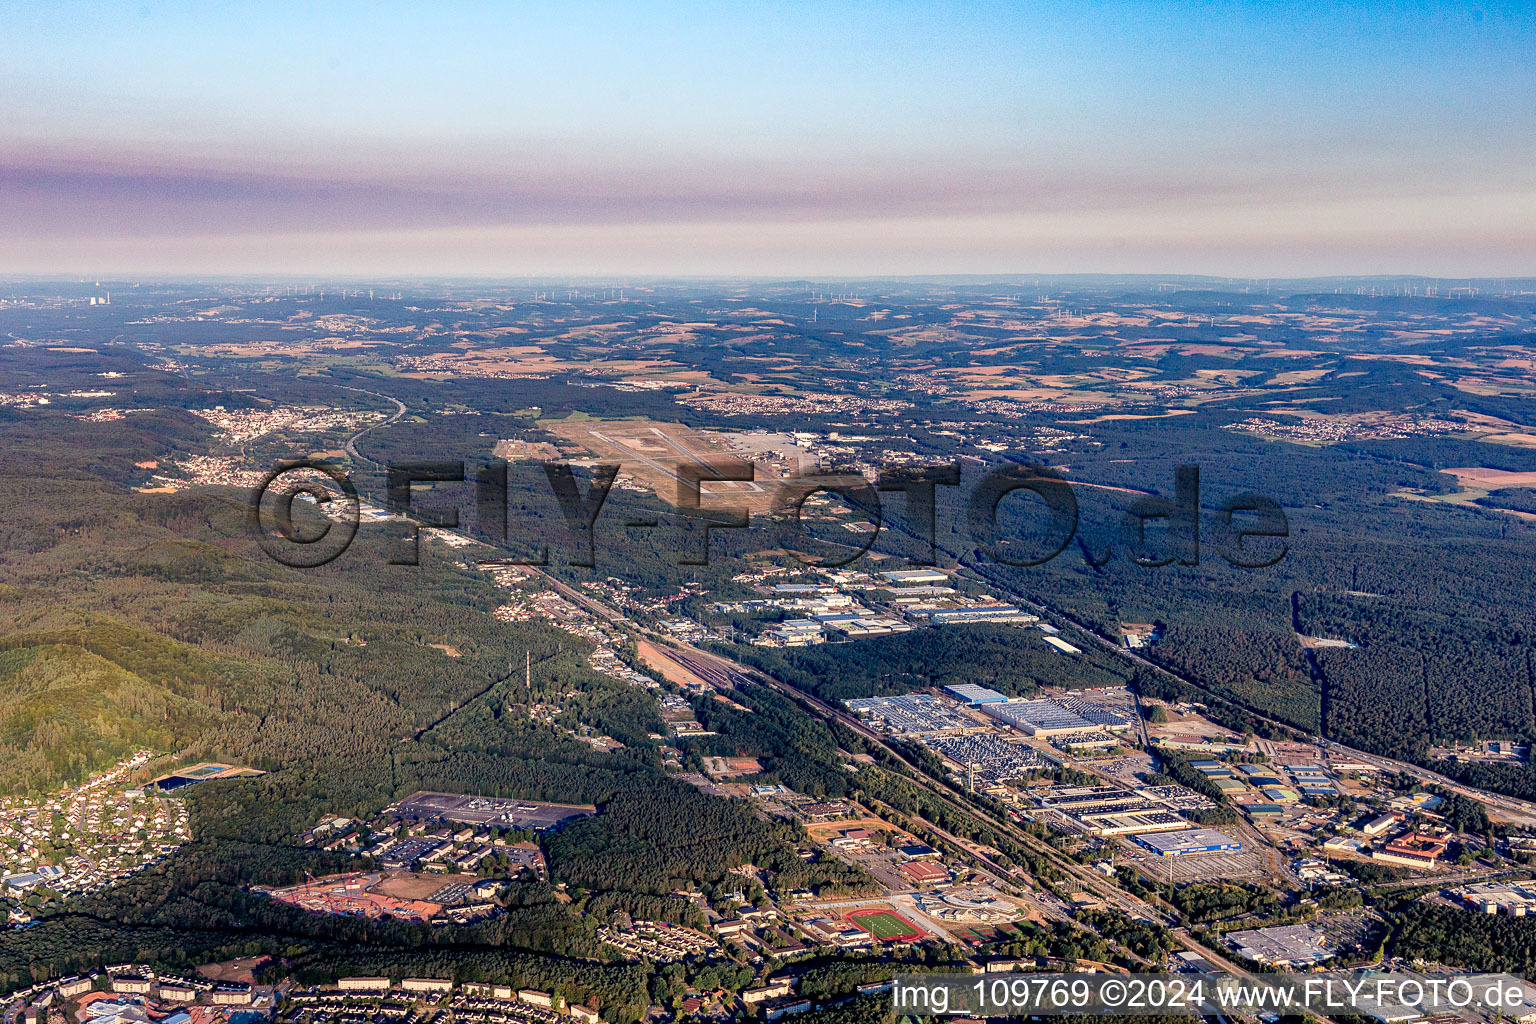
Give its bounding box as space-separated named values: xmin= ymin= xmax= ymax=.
xmin=516 ymin=567 xmax=1166 ymax=961
xmin=491 ymin=553 xmax=1351 ymax=1014
xmin=329 ymin=383 xmax=407 ymax=468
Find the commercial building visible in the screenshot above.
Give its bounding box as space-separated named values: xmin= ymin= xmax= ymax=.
xmin=1042 ymin=636 xmax=1081 ymax=654
xmin=983 ymin=699 xmax=1099 ymax=737
xmin=1032 ymin=785 xmax=1190 ymax=835
xmin=1323 ymin=836 xmax=1367 ymax=854
xmin=883 ymin=586 xmax=957 ymax=600
xmin=944 ymin=684 xmax=1009 ymax=706
xmin=761 ymin=619 xmax=825 ymax=646
xmin=1121 ymin=623 xmax=1157 ymax=648
xmin=1226 ymin=923 xmax=1334 ymax=967
xmin=1037 ymin=786 xmax=1144 ymax=813
xmin=1137 ymin=784 xmax=1217 ymax=812
xmin=1078 ymin=809 xmax=1189 ymax=835
xmin=823 ymin=615 xmax=913 ymax=638
xmin=1454 ymin=880 xmax=1536 ymax=916
xmin=1055 ymin=732 xmax=1121 ymax=752
xmin=878 ymin=569 xmax=949 ymax=585
xmin=1361 ymin=812 xmax=1399 ymax=836
xmin=926 ymin=605 xmax=1034 ymax=625
xmin=1133 ymin=828 xmax=1243 ymax=857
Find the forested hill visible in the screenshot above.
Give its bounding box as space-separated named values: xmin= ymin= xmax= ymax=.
xmin=0 ymin=410 xmax=850 ymax=1005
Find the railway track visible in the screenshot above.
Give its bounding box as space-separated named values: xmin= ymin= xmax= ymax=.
xmin=513 ymin=559 xmax=1326 ymax=1000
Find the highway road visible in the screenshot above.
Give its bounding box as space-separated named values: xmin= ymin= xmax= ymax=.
xmin=330 ymin=383 xmax=407 ymax=469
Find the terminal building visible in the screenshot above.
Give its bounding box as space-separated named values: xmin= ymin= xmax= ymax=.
xmin=1133 ymin=828 xmax=1243 ymax=857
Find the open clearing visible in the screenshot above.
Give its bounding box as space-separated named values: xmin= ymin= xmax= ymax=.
xmin=548 ymin=418 xmax=785 ymax=512
xmin=637 ymin=639 xmax=716 ymax=688
xmin=1443 ymin=467 xmax=1536 ymax=488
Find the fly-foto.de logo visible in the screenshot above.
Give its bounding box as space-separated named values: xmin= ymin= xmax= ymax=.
xmin=249 ymin=459 xmax=1288 ymax=571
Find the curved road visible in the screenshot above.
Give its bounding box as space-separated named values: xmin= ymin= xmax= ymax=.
xmin=329 ymin=383 xmax=407 ymax=468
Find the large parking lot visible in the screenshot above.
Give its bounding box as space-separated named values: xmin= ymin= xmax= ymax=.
xmin=1087 ymin=752 xmax=1157 ymax=783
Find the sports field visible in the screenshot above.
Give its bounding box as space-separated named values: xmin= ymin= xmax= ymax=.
xmin=846 ymin=908 xmax=924 ymax=942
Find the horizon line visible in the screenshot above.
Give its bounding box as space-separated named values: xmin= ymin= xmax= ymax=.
xmin=5 ymin=272 xmax=1535 ymax=286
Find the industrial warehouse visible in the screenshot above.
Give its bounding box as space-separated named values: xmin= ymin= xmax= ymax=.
xmin=844 ymin=694 xmax=980 ymax=735
xmin=1224 ymin=923 xmax=1337 ymax=968
xmin=1451 ymin=880 xmax=1536 ymax=916
xmin=1133 ymin=828 xmax=1245 ymax=857
xmin=1033 ymin=786 xmax=1195 ymax=837
xmin=943 ymin=684 xmax=1009 ymax=706
xmin=981 ymin=698 xmax=1135 ymax=738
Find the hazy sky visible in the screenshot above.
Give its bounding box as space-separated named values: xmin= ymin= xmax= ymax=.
xmin=3 ymin=1 xmax=1533 ymax=277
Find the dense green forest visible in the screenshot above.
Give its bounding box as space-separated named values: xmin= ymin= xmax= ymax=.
xmin=1392 ymin=902 xmax=1536 ymax=978
xmin=729 ymin=625 xmax=1134 ymax=703
xmin=0 ymin=414 xmax=847 ymax=1006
